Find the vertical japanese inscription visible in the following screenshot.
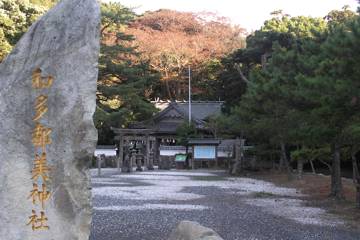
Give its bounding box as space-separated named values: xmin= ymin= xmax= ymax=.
xmin=27 ymin=69 xmax=53 ymax=231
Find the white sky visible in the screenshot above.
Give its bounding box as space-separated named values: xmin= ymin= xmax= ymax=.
xmin=107 ymin=0 xmax=359 ymax=31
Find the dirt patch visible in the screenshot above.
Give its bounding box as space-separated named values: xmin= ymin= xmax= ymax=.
xmin=247 ymin=170 xmax=360 ymax=230
xmin=191 ymin=175 xmax=228 ymax=181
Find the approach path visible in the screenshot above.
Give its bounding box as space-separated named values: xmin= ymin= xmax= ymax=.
xmin=90 ymin=169 xmax=360 ymax=240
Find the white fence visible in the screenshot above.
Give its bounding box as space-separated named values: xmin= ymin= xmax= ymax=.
xmin=159 ymin=146 xmax=233 ymax=157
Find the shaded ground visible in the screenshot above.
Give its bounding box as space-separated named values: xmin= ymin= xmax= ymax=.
xmin=90 ymin=169 xmax=360 ymax=240
xmin=251 ymin=170 xmax=360 ymax=229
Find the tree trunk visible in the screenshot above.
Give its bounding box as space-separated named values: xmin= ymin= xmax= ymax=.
xmin=351 ymin=147 xmax=360 ymax=208
xmin=279 ymin=154 xmax=284 ymax=171
xmin=309 ymin=159 xmax=316 ymax=174
xmin=231 ymin=138 xmax=242 ymax=175
xmin=165 ymin=79 xmax=172 ymax=100
xmin=330 ymin=142 xmax=344 ymax=199
xmin=280 ymin=141 xmax=292 ymax=179
xmin=297 ymin=158 xmax=303 ymax=179
xmin=270 ymin=153 xmax=275 ymax=170
xmin=97 ymin=155 xmax=102 ymax=177
xmin=164 ymin=70 xmax=172 ymax=100
xmin=185 ymin=145 xmax=189 ymax=169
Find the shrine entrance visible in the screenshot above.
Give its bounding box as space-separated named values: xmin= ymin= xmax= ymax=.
xmin=112 ymin=128 xmax=156 ymax=172
xmin=111 ymin=101 xmax=225 ymax=171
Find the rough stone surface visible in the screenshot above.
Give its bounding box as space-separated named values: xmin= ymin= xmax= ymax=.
xmin=0 ymin=0 xmax=100 ymax=239
xmin=168 ymin=221 xmax=224 ymax=240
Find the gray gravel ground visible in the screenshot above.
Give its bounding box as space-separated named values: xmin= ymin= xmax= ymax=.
xmin=89 ymin=169 xmax=360 ymax=240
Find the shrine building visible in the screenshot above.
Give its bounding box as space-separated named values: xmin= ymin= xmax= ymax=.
xmin=111 ymin=101 xmax=230 ymax=170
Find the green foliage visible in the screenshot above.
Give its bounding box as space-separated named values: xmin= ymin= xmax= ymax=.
xmin=95 ymin=2 xmax=160 ymax=144
xmin=0 ymin=0 xmax=45 ymax=61
xmin=176 ymin=122 xmax=198 ymax=146
xmin=253 ymin=191 xmax=276 ymax=198
xmin=221 ymin=8 xmax=360 ymax=192
xmin=325 ymin=5 xmax=357 ymax=29
xmin=301 ymin=16 xmax=360 ymax=146
xmin=0 ymin=0 xmax=160 ymax=144
xmin=291 ymin=147 xmax=331 ymax=163
xmin=216 ymin=54 xmax=248 ymax=108
xmin=100 ymin=2 xmax=135 ymax=33
xmin=217 ymin=15 xmax=326 ymax=109
xmin=192 ymin=58 xmax=224 ymax=100
xmin=29 ymin=0 xmax=57 ymax=8
xmin=214 ymin=110 xmax=244 ymax=138
xmin=226 ymin=16 xmax=327 ymax=147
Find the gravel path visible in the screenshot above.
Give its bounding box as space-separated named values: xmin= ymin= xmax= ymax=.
xmin=90 ymin=169 xmax=360 ymax=240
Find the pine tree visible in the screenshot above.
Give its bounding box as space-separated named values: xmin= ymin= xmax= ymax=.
xmin=95 ymin=3 xmax=160 ymax=144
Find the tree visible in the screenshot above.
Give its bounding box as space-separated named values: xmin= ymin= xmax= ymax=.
xmin=217 ymin=15 xmax=326 ymax=109
xmin=300 ymin=16 xmax=360 ymax=199
xmin=95 ymin=2 xmax=160 ymax=144
xmin=223 ymin=8 xmax=359 ymax=201
xmin=0 ymin=0 xmax=45 ymax=62
xmin=126 ymin=9 xmax=246 ymax=100
xmin=30 ymin=0 xmax=57 ymax=8
xmin=176 ymin=122 xmax=198 ymax=147
xmin=291 ymin=146 xmax=332 ymax=178
xmin=225 ymin=16 xmax=326 ymax=175
xmin=325 ymin=5 xmax=357 ymax=29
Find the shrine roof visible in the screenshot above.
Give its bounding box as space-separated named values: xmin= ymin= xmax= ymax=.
xmin=152 ymin=101 xmax=223 ymax=121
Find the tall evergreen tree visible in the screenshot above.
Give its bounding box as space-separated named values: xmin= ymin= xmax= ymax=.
xmin=95 ymin=2 xmax=160 ymax=144
xmin=222 ymin=8 xmax=359 ymax=201
xmin=224 ymin=16 xmax=327 ymax=171
xmin=300 ymin=16 xmax=360 ymax=199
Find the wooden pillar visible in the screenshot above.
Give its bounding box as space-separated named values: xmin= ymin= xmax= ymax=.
xmin=191 ymin=145 xmax=195 ymax=169
xmin=145 ymin=135 xmax=149 ymax=169
xmin=231 ymin=138 xmax=242 ymax=175
xmin=154 ymin=138 xmax=161 ymax=167
xmin=215 ymin=145 xmax=219 ymax=168
xmin=130 ymin=152 xmax=135 ymax=172
xmin=97 ymin=155 xmax=102 ymax=176
xmin=118 ymin=134 xmax=124 ymax=173
xmin=146 ymin=135 xmax=154 ymax=170
xmin=136 ymin=153 xmax=143 ymax=171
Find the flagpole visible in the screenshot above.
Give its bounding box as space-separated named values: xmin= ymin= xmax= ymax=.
xmin=188 ymin=65 xmax=191 ymax=125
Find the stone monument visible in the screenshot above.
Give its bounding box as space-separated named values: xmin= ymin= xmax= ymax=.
xmin=168 ymin=221 xmax=224 ymax=240
xmin=0 ymin=0 xmax=100 ymax=239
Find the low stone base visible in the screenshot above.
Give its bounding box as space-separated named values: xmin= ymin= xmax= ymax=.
xmin=168 ymin=221 xmax=224 ymax=240
xmin=159 ymin=156 xmax=173 ymax=170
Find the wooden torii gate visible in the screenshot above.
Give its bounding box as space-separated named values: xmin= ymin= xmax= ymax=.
xmin=112 ymin=128 xmax=156 ymax=172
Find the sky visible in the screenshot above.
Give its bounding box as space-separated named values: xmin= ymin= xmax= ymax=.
xmin=109 ymin=0 xmax=359 ymax=31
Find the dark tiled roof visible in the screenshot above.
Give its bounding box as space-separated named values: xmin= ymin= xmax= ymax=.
xmin=96 ymin=145 xmax=116 ymax=149
xmin=152 ymin=101 xmax=223 ymax=121
xmin=219 ymin=139 xmax=236 ymax=147
xmin=188 ymin=139 xmax=221 ymax=145
xmin=124 ymin=101 xmax=223 ymax=133
xmin=177 ymin=102 xmax=223 ymax=120
xmin=154 ymin=122 xmax=182 ymax=133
